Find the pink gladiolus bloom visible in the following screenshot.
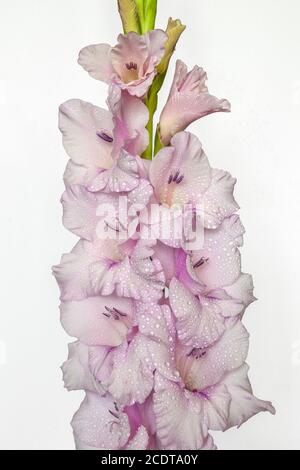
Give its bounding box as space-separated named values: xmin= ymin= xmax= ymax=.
xmin=159 ymin=60 xmax=231 ymax=145
xmin=54 ymin=3 xmax=275 ymax=451
xmin=78 ymin=31 xmax=167 ymax=97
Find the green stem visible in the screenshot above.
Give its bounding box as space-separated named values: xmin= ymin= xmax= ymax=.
xmin=142 ymin=92 xmax=158 ymax=159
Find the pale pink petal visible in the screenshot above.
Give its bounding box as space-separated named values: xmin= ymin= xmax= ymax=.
xmin=88 ymin=150 xmax=140 ymax=193
xmin=144 ymin=30 xmax=167 ymax=65
xmin=111 ymin=33 xmax=148 ymax=83
xmin=187 ymin=215 xmax=245 ymax=289
xmin=60 ymin=296 xmax=133 ymax=347
xmin=108 ymin=336 xmax=154 ymax=406
xmin=62 ymin=187 xmax=137 ymax=242
xmin=135 ymin=302 xmax=178 ymax=381
xmin=159 ymin=60 xmax=230 ymax=145
xmin=177 ymin=319 xmax=249 ymax=391
xmin=78 ymin=44 xmax=114 ymax=82
xmin=53 ymin=239 xmax=122 ymax=301
xmin=150 ymin=132 xmax=211 ymax=206
xmin=200 ymin=383 xmax=231 ymax=431
xmin=207 ymin=273 xmax=256 ymax=317
xmin=108 ymin=86 xmax=149 ymax=157
xmin=222 ymin=364 xmax=275 ymax=429
xmin=169 ymin=278 xmax=225 ymax=349
xmin=61 ymin=185 xmax=103 ymax=241
xmin=61 ymin=341 xmax=106 ymax=394
xmin=110 ymin=31 xmax=166 ymax=97
xmin=59 ymin=99 xmax=114 ymax=169
xmin=202 ymin=169 xmax=239 ymax=229
xmin=153 ymin=374 xmax=208 ymax=450
xmin=125 ymin=426 xmax=149 ymax=450
xmin=72 ymin=393 xmax=130 ymax=450
xmin=101 ymin=255 xmax=165 ymax=302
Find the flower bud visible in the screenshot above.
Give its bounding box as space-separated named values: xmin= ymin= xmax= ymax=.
xmin=157 ymin=18 xmax=186 ymax=75
xmin=117 ymin=0 xmax=141 ymax=34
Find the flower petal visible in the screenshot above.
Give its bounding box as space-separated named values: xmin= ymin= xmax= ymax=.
xmin=59 ymin=99 xmax=114 ymax=169
xmin=108 ymin=86 xmax=149 ymax=157
xmin=150 ymin=132 xmax=211 ymax=206
xmin=107 ymin=336 xmax=154 ymax=406
xmin=153 ymin=375 xmax=207 ymax=450
xmin=177 ymin=319 xmax=249 ymax=391
xmin=202 ymin=169 xmax=239 ymax=229
xmin=187 ymin=215 xmax=245 ymax=289
xmin=207 ymin=273 xmax=256 ymax=318
xmin=60 ymin=296 xmax=132 ymax=347
xmin=78 ymin=44 xmax=114 ymax=82
xmin=72 ymin=392 xmax=130 ymax=450
xmin=101 ymin=255 xmax=165 ymax=302
xmin=88 ymin=150 xmax=140 ymax=193
xmin=61 ymin=341 xmax=106 ymax=394
xmin=169 ymin=278 xmax=225 ymax=349
xmin=159 ymin=60 xmax=230 ymax=145
xmin=53 ymin=239 xmax=122 ymax=301
xmin=222 ymin=364 xmax=275 ymax=429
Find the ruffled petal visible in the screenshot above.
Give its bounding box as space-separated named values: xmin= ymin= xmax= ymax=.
xmin=88 ymin=150 xmax=140 ymax=193
xmin=108 ymin=86 xmax=149 ymax=157
xmin=153 ymin=375 xmax=207 ymax=450
xmin=53 ymin=239 xmax=122 ymax=301
xmin=202 ymin=169 xmax=239 ymax=229
xmin=72 ymin=393 xmax=130 ymax=450
xmin=61 ymin=341 xmax=106 ymax=394
xmin=187 ymin=215 xmax=245 ymax=289
xmin=60 ymin=296 xmax=132 ymax=347
xmin=78 ymin=44 xmax=114 ymax=82
xmin=169 ymin=278 xmax=225 ymax=349
xmin=150 ymin=132 xmax=211 ymax=206
xmin=207 ymin=273 xmax=256 ymax=317
xmin=222 ymin=364 xmax=275 ymax=429
xmin=159 ymin=60 xmax=230 ymax=145
xmin=59 ymin=99 xmax=114 ymax=169
xmin=107 ymin=336 xmax=154 ymax=406
xmin=101 ymin=254 xmax=165 ymax=302
xmin=177 ymin=319 xmax=249 ymax=391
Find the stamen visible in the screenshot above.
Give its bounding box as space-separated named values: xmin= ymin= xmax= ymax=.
xmin=102 ymin=312 xmax=111 ymax=318
xmin=173 ymin=170 xmax=180 ymax=182
xmin=168 ymin=174 xmax=173 ymax=184
xmin=126 ymin=62 xmax=138 ymax=70
xmin=176 ymin=175 xmax=184 ymax=184
xmin=113 ymin=308 xmax=127 ymax=317
xmin=193 ymin=257 xmax=209 ymax=269
xmin=97 ymin=131 xmax=113 ymax=143
xmin=104 ymin=221 xmax=120 ymax=233
xmin=187 ymin=348 xmax=207 ymax=359
xmin=109 ymin=410 xmax=119 ymax=419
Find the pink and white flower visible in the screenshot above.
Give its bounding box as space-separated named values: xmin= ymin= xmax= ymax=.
xmin=159 ymin=59 xmax=231 ymax=145
xmin=78 ymin=31 xmax=167 ymax=97
xmin=55 ymin=7 xmax=275 ymax=451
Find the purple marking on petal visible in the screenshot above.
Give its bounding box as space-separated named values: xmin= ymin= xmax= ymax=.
xmin=109 ymin=410 xmax=119 ymax=419
xmin=97 ymin=131 xmax=113 ymax=143
xmin=113 ymin=308 xmax=127 ymax=317
xmin=176 ymin=174 xmax=184 ymax=184
xmin=173 ymin=170 xmax=180 ymax=182
xmin=168 ymin=174 xmax=173 ymax=184
xmin=193 ymin=257 xmax=209 ymax=269
xmin=126 ymin=62 xmax=138 ymax=70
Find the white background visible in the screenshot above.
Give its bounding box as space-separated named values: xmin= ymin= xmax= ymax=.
xmin=0 ymin=0 xmax=299 ymax=450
